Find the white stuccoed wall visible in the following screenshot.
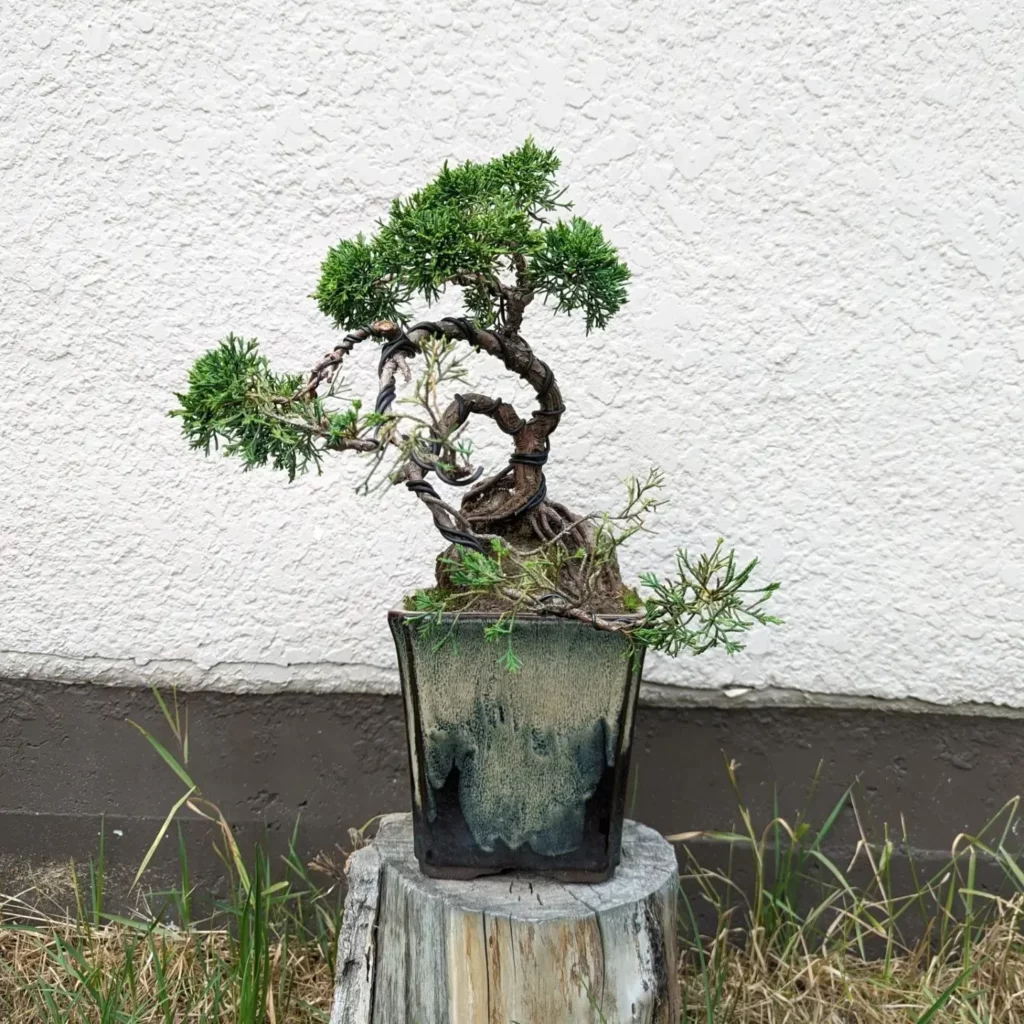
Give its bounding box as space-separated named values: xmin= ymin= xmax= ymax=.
xmin=3 ymin=0 xmax=1023 ymax=708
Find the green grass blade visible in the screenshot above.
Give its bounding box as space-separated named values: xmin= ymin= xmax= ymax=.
xmin=679 ymin=884 xmax=716 ymax=1024
xmin=90 ymin=815 xmax=105 ymax=929
xmin=998 ymin=843 xmax=1024 ymax=890
xmin=177 ymin=820 xmax=193 ymax=928
xmin=811 ymin=785 xmax=854 ymax=852
xmin=128 ymin=721 xmax=196 ymax=790
xmin=151 ymin=686 xmax=180 ymax=743
xmin=132 ymin=786 xmax=197 ymax=890
xmin=915 ymin=960 xmax=981 ymax=1024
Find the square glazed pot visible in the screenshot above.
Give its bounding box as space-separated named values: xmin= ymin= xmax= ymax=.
xmin=388 ymin=609 xmax=645 ymax=882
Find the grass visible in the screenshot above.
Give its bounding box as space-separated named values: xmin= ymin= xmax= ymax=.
xmin=0 ymin=822 xmax=345 ymax=1024
xmin=673 ymin=759 xmax=1024 ymax=1022
xmin=0 ymin=688 xmax=350 ymax=1024
xmin=3 ymin=693 xmax=1024 ymax=1022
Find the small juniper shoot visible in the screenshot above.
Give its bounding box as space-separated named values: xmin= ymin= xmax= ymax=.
xmin=172 ymin=139 xmax=781 ymax=667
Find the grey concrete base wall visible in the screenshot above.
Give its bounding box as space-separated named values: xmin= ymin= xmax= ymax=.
xmin=2 ymin=677 xmax=1022 ymax=918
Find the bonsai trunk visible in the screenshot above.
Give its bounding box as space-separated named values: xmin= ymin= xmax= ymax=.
xmin=368 ymin=318 xmax=631 ymax=613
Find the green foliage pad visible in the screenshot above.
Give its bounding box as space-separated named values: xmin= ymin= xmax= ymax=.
xmin=314 ymin=138 xmax=630 ymax=332
xmin=171 ymin=334 xmax=366 ymax=481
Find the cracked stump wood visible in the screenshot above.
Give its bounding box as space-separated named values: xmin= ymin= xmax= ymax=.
xmin=330 ymin=813 xmax=679 ymax=1024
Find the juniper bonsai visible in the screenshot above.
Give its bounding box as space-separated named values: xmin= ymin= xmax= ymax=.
xmin=173 ymin=139 xmax=780 ymax=663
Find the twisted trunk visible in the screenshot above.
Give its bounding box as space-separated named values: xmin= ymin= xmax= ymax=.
xmin=303 ymin=313 xmax=630 ymax=614
xmin=376 ymin=321 xmax=626 ymax=611
xmin=372 ymin=317 xmax=561 ymax=525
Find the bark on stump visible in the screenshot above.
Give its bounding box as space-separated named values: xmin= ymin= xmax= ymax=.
xmin=330 ymin=812 xmax=679 ymax=1024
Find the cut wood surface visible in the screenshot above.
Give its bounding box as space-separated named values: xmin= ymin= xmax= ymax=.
xmin=331 ymin=813 xmax=679 ymax=1024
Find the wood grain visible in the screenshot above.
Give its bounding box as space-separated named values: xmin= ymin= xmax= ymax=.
xmin=329 ymin=843 xmax=382 ymax=1024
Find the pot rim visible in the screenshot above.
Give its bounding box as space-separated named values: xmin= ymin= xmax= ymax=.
xmin=389 ymin=606 xmax=645 ymax=624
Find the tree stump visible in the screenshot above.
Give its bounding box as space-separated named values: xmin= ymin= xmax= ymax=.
xmin=330 ymin=812 xmax=679 ymax=1024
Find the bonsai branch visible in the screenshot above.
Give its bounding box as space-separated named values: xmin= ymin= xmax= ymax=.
xmin=262 ymin=410 xmax=380 ymax=453
xmin=293 ymin=315 xmax=561 ymax=534
xmin=293 ymin=324 xmax=375 ymax=402
xmin=441 ymin=392 xmax=524 ymax=438
xmin=368 ymin=317 xmax=563 ymax=531
xmin=491 ymin=585 xmax=633 ymax=635
xmin=452 ymin=272 xmax=508 ymax=299
xmin=404 ymin=464 xmax=496 ymax=554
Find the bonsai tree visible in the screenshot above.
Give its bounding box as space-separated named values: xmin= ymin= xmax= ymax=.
xmin=173 ymin=139 xmax=780 ymax=666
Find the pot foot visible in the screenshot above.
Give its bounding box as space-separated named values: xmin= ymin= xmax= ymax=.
xmin=416 ymin=859 xmax=618 ymax=883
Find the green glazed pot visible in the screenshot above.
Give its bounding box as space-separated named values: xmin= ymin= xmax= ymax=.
xmin=389 ymin=609 xmax=645 ymax=881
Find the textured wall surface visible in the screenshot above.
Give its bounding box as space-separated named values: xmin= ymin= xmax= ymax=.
xmin=3 ymin=0 xmax=1023 ymax=708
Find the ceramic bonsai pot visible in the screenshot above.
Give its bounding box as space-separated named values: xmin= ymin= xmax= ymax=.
xmin=389 ymin=609 xmax=645 ymax=881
